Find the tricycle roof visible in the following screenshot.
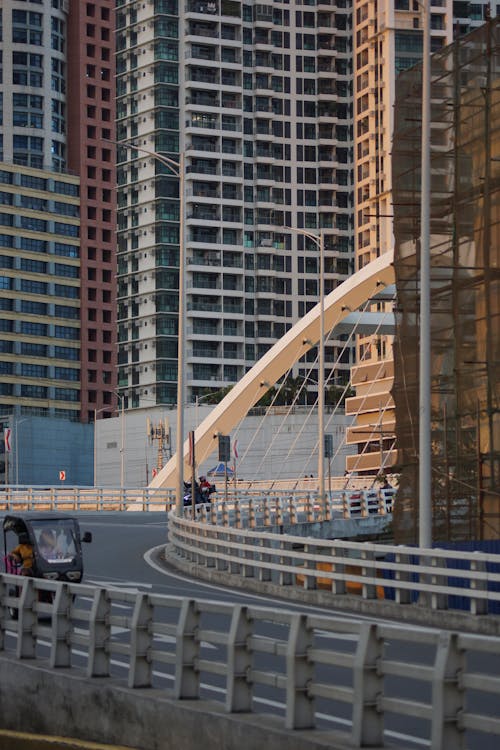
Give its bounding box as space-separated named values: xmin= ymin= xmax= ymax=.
xmin=3 ymin=513 xmax=79 ymax=533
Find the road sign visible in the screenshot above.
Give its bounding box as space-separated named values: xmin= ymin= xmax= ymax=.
xmin=4 ymin=428 xmax=11 ymax=453
xmin=218 ymin=434 xmax=230 ymax=463
xmin=324 ymin=433 xmax=333 ymax=459
xmin=59 ymin=470 xmax=66 ymax=481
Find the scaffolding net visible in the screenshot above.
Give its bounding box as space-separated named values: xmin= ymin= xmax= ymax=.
xmin=392 ymin=19 xmax=500 ymax=544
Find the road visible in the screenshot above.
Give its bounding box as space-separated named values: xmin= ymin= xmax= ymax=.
xmin=2 ymin=511 xmax=498 ymax=749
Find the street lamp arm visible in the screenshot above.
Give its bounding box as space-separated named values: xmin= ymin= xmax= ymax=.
xmin=111 ymin=138 xmax=181 ymax=176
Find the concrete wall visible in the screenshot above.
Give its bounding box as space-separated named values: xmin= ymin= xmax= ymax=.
xmin=95 ymin=405 xmax=355 ymax=487
xmin=0 ymin=655 xmax=350 ymax=750
xmin=5 ymin=417 xmax=93 ymax=486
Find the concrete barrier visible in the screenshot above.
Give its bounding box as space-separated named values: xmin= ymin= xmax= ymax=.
xmin=0 ymin=655 xmax=354 ymax=750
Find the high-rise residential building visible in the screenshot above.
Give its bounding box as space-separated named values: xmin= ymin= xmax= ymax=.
xmin=345 ymin=0 xmax=493 ymax=475
xmin=115 ymin=0 xmax=355 ymax=410
xmin=0 ymin=0 xmax=117 ymax=440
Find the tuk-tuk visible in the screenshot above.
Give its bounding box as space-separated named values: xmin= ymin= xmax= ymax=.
xmin=2 ymin=512 xmax=92 ymax=583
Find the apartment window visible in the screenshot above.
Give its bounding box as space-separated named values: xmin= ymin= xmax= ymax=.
xmin=54 ymin=346 xmax=79 ymax=361
xmin=54 ymin=325 xmax=79 ymax=340
xmin=21 ymin=321 xmax=48 ymax=336
xmin=54 ymin=283 xmax=78 ymax=299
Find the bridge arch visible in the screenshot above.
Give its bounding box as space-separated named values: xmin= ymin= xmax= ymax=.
xmin=150 ymin=251 xmax=394 ymax=489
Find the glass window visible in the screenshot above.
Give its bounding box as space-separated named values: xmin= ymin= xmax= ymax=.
xmin=54 ymin=325 xmax=79 ymax=340
xmin=20 ymin=279 xmax=47 ymax=294
xmin=54 ymin=346 xmax=79 ymax=361
xmin=20 ymin=342 xmax=47 ymax=357
xmin=54 ymin=284 xmax=79 ymax=299
xmin=0 ymin=275 xmax=12 ymax=289
xmin=20 ymin=321 xmax=48 ymax=335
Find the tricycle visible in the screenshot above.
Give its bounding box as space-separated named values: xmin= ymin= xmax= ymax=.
xmin=2 ymin=513 xmax=92 ymax=617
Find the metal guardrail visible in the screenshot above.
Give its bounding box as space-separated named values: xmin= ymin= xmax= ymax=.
xmin=0 ymin=486 xmax=175 ymax=512
xmin=1 ymin=573 xmax=499 ymax=748
xmin=0 ymin=485 xmax=395 ymax=521
xmin=169 ymin=515 xmax=500 ymax=617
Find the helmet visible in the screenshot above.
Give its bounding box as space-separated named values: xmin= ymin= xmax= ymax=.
xmin=18 ymin=532 xmax=30 ymax=545
xmin=199 ymin=476 xmax=206 ymax=482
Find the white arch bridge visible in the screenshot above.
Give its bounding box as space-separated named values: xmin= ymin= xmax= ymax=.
xmin=150 ymin=251 xmax=395 ymax=490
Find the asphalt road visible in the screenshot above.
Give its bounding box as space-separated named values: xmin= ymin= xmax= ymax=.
xmin=2 ymin=511 xmax=499 ymax=749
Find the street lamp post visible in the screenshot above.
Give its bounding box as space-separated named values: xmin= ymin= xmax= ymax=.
xmin=114 ymin=139 xmax=185 ymax=515
xmin=419 ymin=1 xmax=432 ymax=548
xmin=287 ymin=227 xmax=326 ymax=517
xmin=113 ymin=392 xmax=125 ymax=490
xmin=93 ymin=407 xmax=110 ymax=487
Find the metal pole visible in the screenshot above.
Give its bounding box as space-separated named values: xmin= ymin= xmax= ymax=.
xmin=175 ymin=152 xmax=185 ymax=516
xmin=318 ymin=232 xmax=326 ymax=517
xmin=120 ymin=396 xmax=125 ymax=489
xmin=93 ymin=409 xmax=97 ymax=487
xmin=419 ymin=0 xmax=432 ymax=548
xmin=15 ymin=421 xmax=18 ymax=486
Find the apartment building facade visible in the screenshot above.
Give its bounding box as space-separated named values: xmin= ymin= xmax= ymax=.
xmin=0 ymin=0 xmax=118 ymax=430
xmin=115 ymin=0 xmax=355 ymax=409
xmin=346 ymin=0 xmax=492 ymax=475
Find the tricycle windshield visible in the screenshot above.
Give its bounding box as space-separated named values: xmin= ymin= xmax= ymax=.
xmin=30 ymin=519 xmax=77 ymax=564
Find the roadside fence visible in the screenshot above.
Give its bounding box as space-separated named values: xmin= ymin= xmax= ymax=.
xmin=1 ymin=573 xmax=499 ymax=749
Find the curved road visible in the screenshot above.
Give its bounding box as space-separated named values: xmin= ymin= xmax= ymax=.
xmin=3 ymin=511 xmax=497 ymax=749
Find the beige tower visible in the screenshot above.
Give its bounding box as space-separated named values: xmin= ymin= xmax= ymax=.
xmin=346 ymin=0 xmax=452 ymax=475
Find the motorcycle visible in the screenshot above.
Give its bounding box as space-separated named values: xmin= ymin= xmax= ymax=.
xmin=183 ymin=480 xmax=216 ymax=509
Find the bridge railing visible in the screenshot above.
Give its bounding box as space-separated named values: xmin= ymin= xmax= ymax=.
xmin=0 ymin=485 xmax=395 ymax=521
xmin=1 ymin=573 xmax=499 ymax=748
xmin=0 ymin=486 xmax=176 ymax=512
xmin=169 ymin=514 xmax=500 ymax=617
xmin=189 ymin=487 xmax=394 ymax=525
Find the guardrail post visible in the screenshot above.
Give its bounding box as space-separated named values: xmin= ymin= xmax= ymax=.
xmin=305 ymin=493 xmax=313 ymax=523
xmin=302 ymin=544 xmax=317 ymax=590
xmin=215 ymin=531 xmax=228 ymax=571
xmin=263 ymin=497 xmax=271 ymax=527
xmin=431 ymin=554 xmax=448 ymax=610
xmin=377 ymin=489 xmax=386 ymax=516
xmin=257 ymin=537 xmax=272 ymax=582
xmin=241 ymin=533 xmax=255 ymax=578
xmin=201 ymin=524 xmax=214 ymax=568
xmin=361 ymin=545 xmax=377 ymax=600
xmin=129 ymin=592 xmax=153 ymax=688
xmin=87 ymin=588 xmax=111 ymax=677
xmin=331 ymin=546 xmax=346 ymax=595
xmin=221 ymin=501 xmax=229 ymax=527
xmin=342 ymin=491 xmax=350 ymax=519
xmin=352 ymin=622 xmax=383 ymax=747
xmin=469 ymin=553 xmax=488 ymax=615
xmin=16 ymin=578 xmax=37 ymax=659
xmin=49 ymin=582 xmax=72 ymax=668
xmin=279 ymin=540 xmax=293 ymax=586
xmin=361 ymin=491 xmax=369 ymax=518
xmin=289 ymin=495 xmax=297 ymax=525
xmin=174 ymin=599 xmax=200 ymax=700
xmin=430 ymin=632 xmax=465 ymax=750
xmin=275 ymin=498 xmax=283 ymax=527
xmin=394 ymin=550 xmax=412 ymax=604
xmin=285 ymin=614 xmax=314 ymax=729
xmin=226 ymin=605 xmax=253 ymax=713
xmin=234 ymin=500 xmax=242 ymax=529
xmin=248 ymin=498 xmax=256 ymax=529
